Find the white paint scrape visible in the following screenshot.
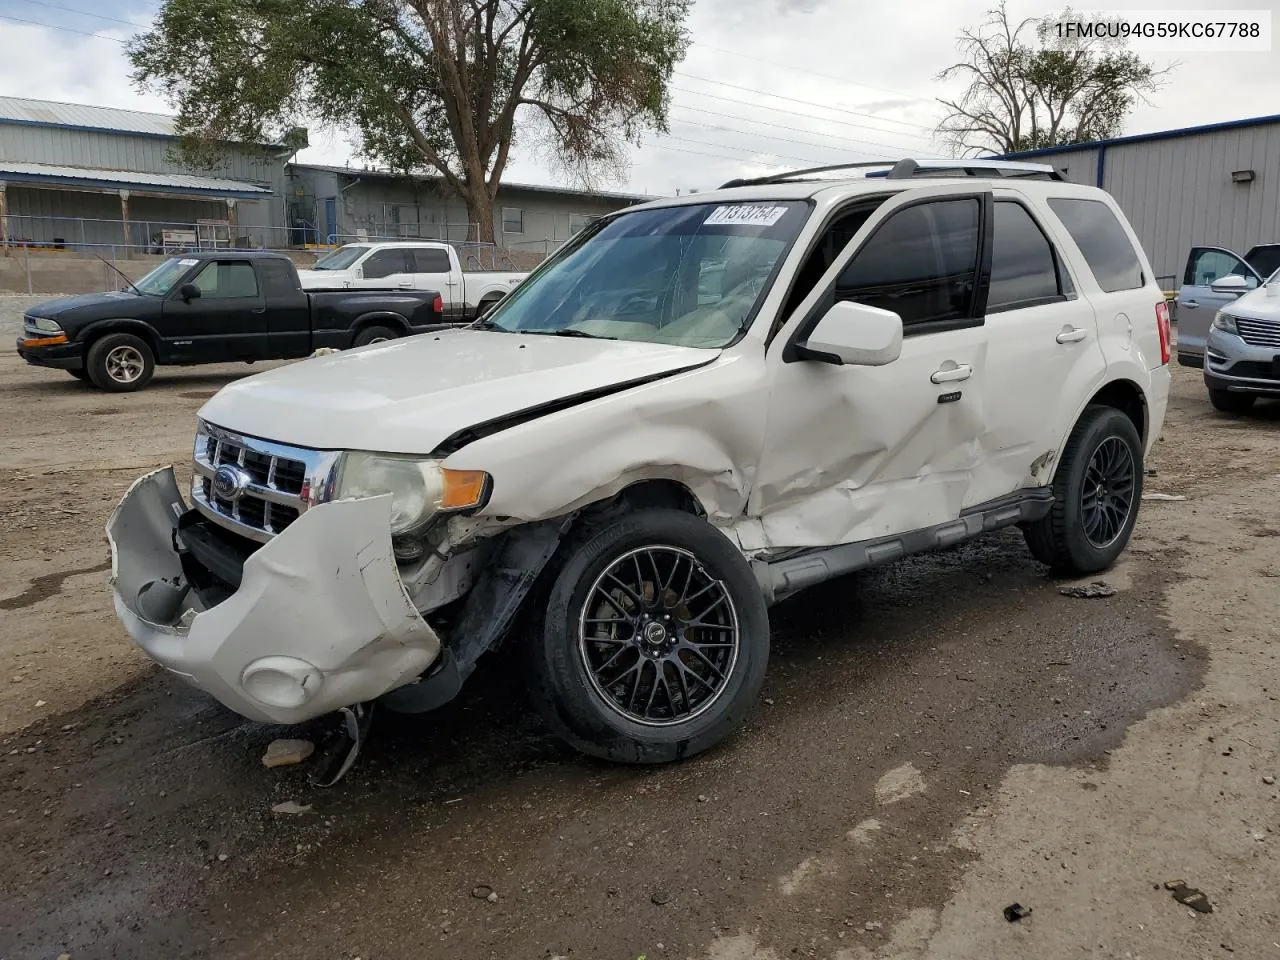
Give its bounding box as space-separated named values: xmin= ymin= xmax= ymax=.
xmin=875 ymin=763 xmax=926 ymax=805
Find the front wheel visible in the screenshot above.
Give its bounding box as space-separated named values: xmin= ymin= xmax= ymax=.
xmin=1209 ymin=389 xmax=1255 ymax=414
xmin=1023 ymin=406 xmax=1144 ymax=575
xmin=86 ymin=333 xmax=155 ymax=392
xmin=528 ymin=509 xmax=770 ymax=764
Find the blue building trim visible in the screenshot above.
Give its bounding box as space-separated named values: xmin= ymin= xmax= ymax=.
xmin=998 ymin=113 xmax=1280 ymax=160
xmin=0 ymin=170 xmax=269 ymax=199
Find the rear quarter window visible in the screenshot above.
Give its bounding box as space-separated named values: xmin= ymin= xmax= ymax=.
xmin=1047 ymin=198 xmax=1145 ymax=293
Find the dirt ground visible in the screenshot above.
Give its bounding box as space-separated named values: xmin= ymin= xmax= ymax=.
xmin=1 ymin=304 xmax=1278 ymax=960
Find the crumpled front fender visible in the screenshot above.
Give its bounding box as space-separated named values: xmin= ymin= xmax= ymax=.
xmin=107 ymin=467 xmax=442 ymax=724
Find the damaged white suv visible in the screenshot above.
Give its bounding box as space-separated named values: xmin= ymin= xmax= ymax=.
xmin=109 ymin=159 xmax=1172 ymax=765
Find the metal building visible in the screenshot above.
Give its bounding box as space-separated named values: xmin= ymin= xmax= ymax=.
xmin=1001 ymin=114 xmax=1280 ymax=287
xmin=288 ymin=163 xmax=649 ymax=255
xmin=0 ymin=96 xmax=291 ymax=252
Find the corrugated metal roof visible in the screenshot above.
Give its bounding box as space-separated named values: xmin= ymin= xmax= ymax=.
xmin=1000 ymin=113 xmax=1280 ymax=159
xmin=0 ymin=96 xmax=177 ymax=137
xmin=292 ymin=162 xmax=654 ymax=204
xmin=0 ymin=161 xmax=270 ymax=196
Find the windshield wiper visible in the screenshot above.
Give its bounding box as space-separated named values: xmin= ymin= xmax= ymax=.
xmin=523 ymin=328 xmax=617 ymax=340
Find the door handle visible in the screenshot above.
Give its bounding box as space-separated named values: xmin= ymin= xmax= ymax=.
xmin=1056 ymin=326 xmax=1088 ymax=344
xmin=930 ymin=363 xmax=972 ymax=384
xmin=251 ymin=306 xmax=266 ymax=315
xmin=1180 ymin=300 xmax=1199 ymax=308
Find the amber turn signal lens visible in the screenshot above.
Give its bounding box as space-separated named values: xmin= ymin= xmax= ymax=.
xmin=22 ymin=334 xmax=68 ymax=347
xmin=440 ymin=469 xmax=490 ymax=510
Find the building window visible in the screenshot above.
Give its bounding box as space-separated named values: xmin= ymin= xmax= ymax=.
xmin=569 ymin=214 xmax=596 ymax=235
xmin=502 ymin=207 xmax=524 ymax=235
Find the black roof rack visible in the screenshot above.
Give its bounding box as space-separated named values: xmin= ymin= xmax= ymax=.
xmin=718 ymin=157 xmax=1064 ymax=189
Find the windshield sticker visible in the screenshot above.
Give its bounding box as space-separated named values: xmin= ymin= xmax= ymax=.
xmin=178 ymin=258 xmax=199 ymax=266
xmin=705 ymin=205 xmax=788 ymax=228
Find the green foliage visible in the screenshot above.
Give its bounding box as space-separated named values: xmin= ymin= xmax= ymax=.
xmin=936 ymin=2 xmax=1173 ymax=156
xmin=130 ymin=0 xmax=690 ymax=240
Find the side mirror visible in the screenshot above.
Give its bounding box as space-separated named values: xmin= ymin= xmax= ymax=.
xmin=1210 ymin=274 xmax=1250 ymax=296
xmin=178 ymin=283 xmax=201 ymax=302
xmin=800 ymin=300 xmax=903 ymax=366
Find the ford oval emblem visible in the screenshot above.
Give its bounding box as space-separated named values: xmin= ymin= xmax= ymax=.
xmin=212 ymin=464 xmax=251 ymax=501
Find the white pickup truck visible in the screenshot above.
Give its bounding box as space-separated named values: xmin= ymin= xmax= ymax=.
xmin=297 ymin=240 xmax=526 ymax=321
xmin=108 ymin=158 xmax=1170 ymax=774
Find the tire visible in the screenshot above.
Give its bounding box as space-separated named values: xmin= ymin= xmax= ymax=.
xmin=1023 ymin=405 xmax=1144 ymax=575
xmin=68 ymin=368 xmax=91 ymax=382
xmin=352 ymin=325 xmax=398 ymax=347
xmin=1209 ymin=389 xmax=1255 ymax=414
xmin=528 ymin=508 xmax=770 ymax=764
xmin=86 ymin=333 xmax=155 ymax=392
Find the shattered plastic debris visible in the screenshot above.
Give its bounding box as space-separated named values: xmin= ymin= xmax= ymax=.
xmin=1059 ymin=582 xmax=1116 ymax=599
xmin=1003 ymin=903 xmax=1032 ymax=922
xmin=262 ymin=739 xmax=315 ymax=768
xmin=1142 ymin=493 xmax=1187 ymax=501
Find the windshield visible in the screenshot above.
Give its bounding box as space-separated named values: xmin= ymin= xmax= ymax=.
xmin=311 ymin=245 xmax=369 ymax=270
xmin=479 ymin=201 xmax=809 ymax=348
xmin=134 ymin=257 xmax=196 ymax=296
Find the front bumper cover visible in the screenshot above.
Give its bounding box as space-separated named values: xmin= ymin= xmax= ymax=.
xmin=16 ymin=336 xmax=85 ymax=370
xmin=107 ymin=468 xmax=442 ymax=724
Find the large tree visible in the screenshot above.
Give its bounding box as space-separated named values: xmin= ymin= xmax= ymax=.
xmin=130 ymin=0 xmax=691 ymax=243
xmin=936 ymin=3 xmax=1172 ymax=156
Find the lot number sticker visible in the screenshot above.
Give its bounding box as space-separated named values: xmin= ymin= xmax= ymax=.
xmin=178 ymin=258 xmax=199 ymax=266
xmin=705 ymin=205 xmax=788 ymax=227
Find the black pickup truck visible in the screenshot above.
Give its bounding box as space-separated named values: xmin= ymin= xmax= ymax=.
xmin=16 ymin=251 xmax=445 ymax=391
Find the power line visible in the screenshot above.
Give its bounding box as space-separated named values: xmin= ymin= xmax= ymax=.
xmin=674 ymin=72 xmax=935 ymax=133
xmin=10 ymin=0 xmax=150 ymax=28
xmin=692 ymin=42 xmax=931 ymax=104
xmin=670 ymin=104 xmax=935 ymax=156
xmin=0 ymin=13 xmax=126 ymax=40
xmin=671 ymin=84 xmax=938 ymax=145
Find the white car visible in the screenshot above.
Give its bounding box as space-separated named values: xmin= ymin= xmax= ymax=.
xmin=108 ymin=159 xmax=1171 ymax=768
xmin=297 ymin=240 xmax=526 ymax=321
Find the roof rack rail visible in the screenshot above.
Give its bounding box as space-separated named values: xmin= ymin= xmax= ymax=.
xmin=719 ymin=157 xmax=1063 ymax=189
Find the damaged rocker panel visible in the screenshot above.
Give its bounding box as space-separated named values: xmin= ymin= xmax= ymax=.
xmin=755 ymin=486 xmax=1054 ymax=603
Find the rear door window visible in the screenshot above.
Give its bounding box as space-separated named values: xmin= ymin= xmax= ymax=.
xmin=1046 ymin=198 xmax=1144 ymax=293
xmin=412 ymin=248 xmax=452 ymax=273
xmin=834 ymin=198 xmax=981 ymax=332
xmin=987 ymin=201 xmax=1070 ymax=312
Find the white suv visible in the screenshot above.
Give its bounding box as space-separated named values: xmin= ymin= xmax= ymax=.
xmin=108 ymin=159 xmax=1172 ymax=767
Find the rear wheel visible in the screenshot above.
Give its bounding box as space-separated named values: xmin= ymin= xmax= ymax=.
xmin=1023 ymin=405 xmax=1143 ymax=575
xmin=528 ymin=509 xmax=769 ymax=764
xmin=1209 ymin=389 xmax=1255 ymax=414
xmin=86 ymin=333 xmax=155 ymax=392
xmin=352 ymin=325 xmax=398 ymax=347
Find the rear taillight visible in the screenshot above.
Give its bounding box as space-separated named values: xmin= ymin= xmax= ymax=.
xmin=433 ymin=294 xmax=443 ymax=314
xmin=1155 ymin=300 xmax=1171 ymax=365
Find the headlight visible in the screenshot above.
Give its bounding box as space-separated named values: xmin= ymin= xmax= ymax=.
xmin=335 ymin=452 xmax=490 ymax=534
xmin=1212 ymin=311 xmax=1239 ymax=335
xmin=28 ymin=316 xmax=61 ymax=333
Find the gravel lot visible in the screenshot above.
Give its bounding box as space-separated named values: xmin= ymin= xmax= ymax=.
xmin=1 ymin=332 xmax=1278 ymax=959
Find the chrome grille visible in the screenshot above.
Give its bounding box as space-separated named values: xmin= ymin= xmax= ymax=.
xmin=1235 ymin=316 xmax=1280 ymax=349
xmin=191 ymin=421 xmax=341 ymax=543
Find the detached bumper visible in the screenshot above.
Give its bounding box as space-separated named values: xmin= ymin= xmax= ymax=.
xmin=15 ymin=336 xmax=85 ymax=370
xmin=107 ymin=468 xmax=442 ymax=724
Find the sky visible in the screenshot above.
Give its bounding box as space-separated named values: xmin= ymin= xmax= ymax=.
xmin=0 ymin=0 xmax=1277 ymax=197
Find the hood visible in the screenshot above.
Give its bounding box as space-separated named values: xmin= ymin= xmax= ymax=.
xmin=1223 ymin=282 xmax=1280 ymax=320
xmin=28 ymin=290 xmax=141 ymax=321
xmin=296 ymin=269 xmax=350 ymax=289
xmin=199 ymin=330 xmax=719 ymax=454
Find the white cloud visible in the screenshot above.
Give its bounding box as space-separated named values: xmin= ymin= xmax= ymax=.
xmin=2 ymin=0 xmax=1277 ymax=197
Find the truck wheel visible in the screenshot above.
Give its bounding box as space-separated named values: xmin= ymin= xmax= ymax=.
xmin=1209 ymin=389 xmax=1255 ymax=414
xmin=353 ymin=326 xmax=398 ymax=347
xmin=86 ymin=333 xmax=155 ymax=392
xmin=1023 ymin=405 xmax=1143 ymax=575
xmin=528 ymin=509 xmax=769 ymax=764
